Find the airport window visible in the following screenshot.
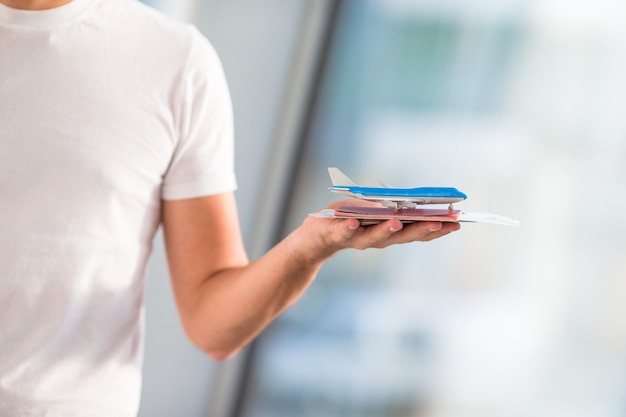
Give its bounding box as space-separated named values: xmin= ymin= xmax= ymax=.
xmin=238 ymin=0 xmax=626 ymax=416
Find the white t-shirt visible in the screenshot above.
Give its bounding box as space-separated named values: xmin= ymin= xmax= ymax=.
xmin=0 ymin=0 xmax=236 ymax=415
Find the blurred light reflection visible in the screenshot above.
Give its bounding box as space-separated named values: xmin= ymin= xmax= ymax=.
xmin=241 ymin=0 xmax=626 ymax=416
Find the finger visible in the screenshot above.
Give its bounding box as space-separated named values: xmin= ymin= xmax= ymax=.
xmin=373 ymin=221 xmax=460 ymax=246
xmin=331 ymin=218 xmax=360 ymax=245
xmin=348 ymin=219 xmax=405 ymax=250
xmin=377 ymin=221 xmax=442 ymax=245
xmin=406 ymin=221 xmax=460 ymax=242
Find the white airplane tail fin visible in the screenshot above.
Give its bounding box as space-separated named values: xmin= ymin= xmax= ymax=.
xmin=328 ymin=167 xmax=357 ymax=187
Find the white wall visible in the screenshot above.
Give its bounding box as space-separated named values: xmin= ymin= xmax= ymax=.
xmin=138 ymin=1 xmax=308 ymax=416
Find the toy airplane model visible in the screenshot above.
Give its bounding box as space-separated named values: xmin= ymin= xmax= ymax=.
xmin=317 ymin=167 xmax=519 ymax=226
xmin=328 ymin=167 xmax=467 ymax=210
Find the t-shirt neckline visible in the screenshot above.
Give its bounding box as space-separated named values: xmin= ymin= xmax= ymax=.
xmin=0 ymin=0 xmax=97 ymax=29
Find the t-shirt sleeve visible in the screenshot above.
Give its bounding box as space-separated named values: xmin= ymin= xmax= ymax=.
xmin=162 ymin=27 xmax=237 ymax=200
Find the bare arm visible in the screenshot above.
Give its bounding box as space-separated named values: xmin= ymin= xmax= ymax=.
xmin=162 ymin=192 xmax=459 ymax=361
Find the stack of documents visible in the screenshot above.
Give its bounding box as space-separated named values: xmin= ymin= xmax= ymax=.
xmin=312 ymin=206 xmax=519 ymax=227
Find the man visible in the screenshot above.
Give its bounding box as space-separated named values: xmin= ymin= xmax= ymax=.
xmin=0 ymin=0 xmax=460 ymax=415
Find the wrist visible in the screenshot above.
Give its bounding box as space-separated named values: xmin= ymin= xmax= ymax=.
xmin=286 ymin=223 xmax=339 ymax=268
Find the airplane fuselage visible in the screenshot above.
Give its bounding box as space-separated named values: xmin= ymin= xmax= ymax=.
xmin=330 ymin=186 xmax=467 ymax=205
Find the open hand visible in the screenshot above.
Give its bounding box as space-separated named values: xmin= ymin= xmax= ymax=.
xmin=294 ymin=199 xmax=461 ymax=263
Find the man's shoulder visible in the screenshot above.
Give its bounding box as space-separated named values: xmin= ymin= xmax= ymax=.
xmin=84 ymin=0 xmax=221 ymax=75
xmin=94 ymin=0 xmax=202 ymax=48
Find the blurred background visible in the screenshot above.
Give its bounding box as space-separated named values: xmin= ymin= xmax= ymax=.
xmin=138 ymin=1 xmax=626 ymax=416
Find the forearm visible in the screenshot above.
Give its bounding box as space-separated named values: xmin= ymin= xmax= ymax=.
xmin=180 ymin=226 xmax=330 ymax=360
